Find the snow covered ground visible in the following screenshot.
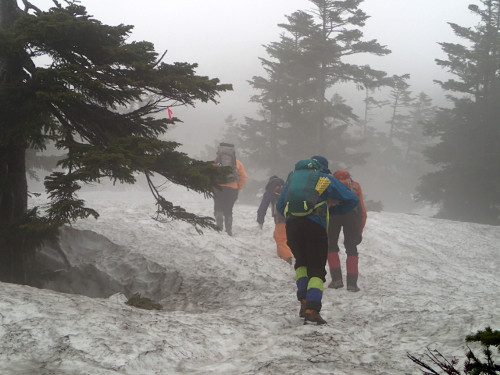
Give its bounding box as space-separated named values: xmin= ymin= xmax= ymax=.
xmin=1 ymin=184 xmax=499 ymax=375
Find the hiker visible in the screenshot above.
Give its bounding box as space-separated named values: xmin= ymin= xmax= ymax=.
xmin=327 ymin=169 xmax=367 ymax=292
xmin=256 ymin=176 xmax=293 ymax=264
xmin=213 ymin=142 xmax=247 ymax=236
xmin=276 ymin=156 xmax=359 ymax=325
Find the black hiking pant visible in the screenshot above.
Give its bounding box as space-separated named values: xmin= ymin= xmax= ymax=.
xmin=328 ymin=206 xmax=361 ymax=256
xmin=213 ymin=186 xmax=239 ymax=217
xmin=213 ymin=186 xmax=239 ymax=234
xmin=286 ymin=217 xmax=328 ymax=283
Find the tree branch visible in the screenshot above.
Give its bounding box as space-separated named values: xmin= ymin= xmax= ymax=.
xmin=21 ymin=0 xmax=41 ymax=14
xmin=153 ymin=50 xmax=168 ymax=68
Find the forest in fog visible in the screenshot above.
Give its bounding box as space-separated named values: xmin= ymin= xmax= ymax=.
xmin=202 ymin=0 xmax=500 ymax=226
xmin=24 ymin=0 xmax=500 ymax=224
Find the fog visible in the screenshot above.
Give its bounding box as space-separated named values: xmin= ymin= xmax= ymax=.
xmin=26 ymin=0 xmax=479 ymax=213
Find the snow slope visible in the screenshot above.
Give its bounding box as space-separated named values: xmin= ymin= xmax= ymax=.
xmin=1 ymin=185 xmax=498 ymax=375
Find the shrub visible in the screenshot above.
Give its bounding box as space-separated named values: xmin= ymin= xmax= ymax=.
xmin=408 ymin=327 xmax=500 ymax=374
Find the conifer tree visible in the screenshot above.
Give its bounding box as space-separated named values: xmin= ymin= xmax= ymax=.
xmin=354 ymin=83 xmax=436 ymax=212
xmin=232 ymin=0 xmax=390 ymax=176
xmin=356 ymin=65 xmax=391 ymax=137
xmin=403 ymin=92 xmax=436 ymax=161
xmin=246 ymin=11 xmax=318 ymax=173
xmin=308 ymin=0 xmax=390 ymax=155
xmin=417 ymin=0 xmax=500 ymax=224
xmin=0 ymin=0 xmax=231 ymax=283
xmin=386 ymin=74 xmax=414 ymax=139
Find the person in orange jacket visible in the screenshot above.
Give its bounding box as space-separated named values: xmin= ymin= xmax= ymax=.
xmin=213 ymin=143 xmax=247 ymax=236
xmin=256 ymin=176 xmax=293 ymax=264
xmin=327 ymin=169 xmax=367 ymax=292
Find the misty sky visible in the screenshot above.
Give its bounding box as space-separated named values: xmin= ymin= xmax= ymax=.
xmin=28 ymin=0 xmax=478 ymax=156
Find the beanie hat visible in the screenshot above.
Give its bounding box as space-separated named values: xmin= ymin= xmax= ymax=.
xmin=311 ymin=155 xmax=331 ymax=173
xmin=311 ymin=155 xmax=328 ymax=168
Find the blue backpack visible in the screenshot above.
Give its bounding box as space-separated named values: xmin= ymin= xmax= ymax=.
xmin=283 ymin=159 xmax=331 ymax=217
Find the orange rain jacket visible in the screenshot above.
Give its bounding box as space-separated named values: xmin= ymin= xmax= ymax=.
xmin=217 ymin=159 xmax=248 ymax=191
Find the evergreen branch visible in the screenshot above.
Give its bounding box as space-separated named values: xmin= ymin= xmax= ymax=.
xmin=146 ymin=174 xmax=218 ymax=234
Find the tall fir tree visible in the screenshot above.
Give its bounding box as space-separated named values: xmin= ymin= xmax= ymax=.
xmin=0 ymin=0 xmax=231 ymax=284
xmin=417 ymin=0 xmax=500 ymax=224
xmin=355 ymin=65 xmax=391 ymax=138
xmin=231 ymin=1 xmax=390 ymax=178
xmin=353 ymin=84 xmax=436 ymax=212
xmin=246 ymin=11 xmax=319 ymax=173
xmin=403 ymin=92 xmax=436 ymax=161
xmin=386 ymin=74 xmax=414 ymax=139
xmin=308 ymin=0 xmax=390 ymax=155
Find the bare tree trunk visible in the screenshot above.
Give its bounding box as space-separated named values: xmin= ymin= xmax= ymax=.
xmin=0 ymin=147 xmax=28 ymax=221
xmin=0 ymin=145 xmax=29 ymax=283
xmin=0 ymin=0 xmax=20 ymax=81
xmin=269 ymin=101 xmax=279 ymax=171
xmin=0 ymin=0 xmax=19 ymax=30
xmin=316 ymin=4 xmax=329 ymax=156
xmin=0 ymin=0 xmax=30 ymax=284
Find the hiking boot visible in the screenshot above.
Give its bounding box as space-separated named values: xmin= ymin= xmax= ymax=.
xmin=225 ymin=216 xmax=233 ymax=236
xmin=346 ymin=274 xmax=360 ymax=292
xmin=328 ymin=268 xmax=343 ymax=289
xmin=299 ymin=299 xmax=306 ymax=318
xmin=304 ymin=309 xmax=327 ymax=325
xmin=215 ymin=213 xmax=224 ymax=230
xmin=328 ymin=279 xmax=344 ymax=289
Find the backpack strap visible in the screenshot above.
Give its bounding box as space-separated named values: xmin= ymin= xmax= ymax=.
xmin=284 ymin=199 xmax=328 ymax=218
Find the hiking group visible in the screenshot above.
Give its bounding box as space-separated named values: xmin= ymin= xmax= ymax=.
xmin=213 ymin=144 xmax=366 ymax=325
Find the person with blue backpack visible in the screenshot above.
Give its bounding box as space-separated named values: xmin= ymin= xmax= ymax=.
xmin=276 ymin=155 xmax=359 ymax=325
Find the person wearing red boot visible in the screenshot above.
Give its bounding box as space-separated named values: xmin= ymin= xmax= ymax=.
xmin=327 ymin=169 xmax=367 ymax=292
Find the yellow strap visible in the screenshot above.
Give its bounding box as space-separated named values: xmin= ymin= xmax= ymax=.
xmin=313 ymin=200 xmax=327 ymax=210
xmin=285 ymin=201 xmax=328 ymax=217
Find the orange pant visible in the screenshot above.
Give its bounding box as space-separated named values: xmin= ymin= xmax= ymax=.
xmin=273 ymin=222 xmax=292 ymax=260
